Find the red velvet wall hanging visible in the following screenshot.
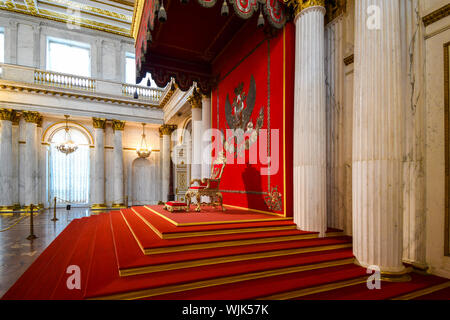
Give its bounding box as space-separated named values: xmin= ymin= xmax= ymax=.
xmin=211 ymin=21 xmax=295 ymax=217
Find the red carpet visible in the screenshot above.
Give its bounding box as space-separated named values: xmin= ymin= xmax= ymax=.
xmin=2 ymin=208 xmax=449 ymax=300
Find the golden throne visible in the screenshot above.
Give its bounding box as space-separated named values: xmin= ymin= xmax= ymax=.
xmin=185 ymin=155 xmax=226 ymax=212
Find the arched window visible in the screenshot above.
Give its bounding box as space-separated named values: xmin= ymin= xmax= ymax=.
xmin=49 ymin=126 xmax=90 ymax=205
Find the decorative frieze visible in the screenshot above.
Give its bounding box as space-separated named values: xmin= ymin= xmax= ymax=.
xmin=422 ymin=4 xmax=450 ymax=27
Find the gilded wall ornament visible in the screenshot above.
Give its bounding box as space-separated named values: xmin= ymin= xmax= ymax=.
xmin=224 ymin=75 xmax=264 ymax=157
xmin=264 ymin=185 xmax=282 ymax=211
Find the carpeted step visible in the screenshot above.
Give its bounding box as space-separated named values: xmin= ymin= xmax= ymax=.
xmin=292 ymin=272 xmax=449 ymax=300
xmin=23 ymin=216 xmax=99 ymax=299
xmin=85 ymin=213 xmax=356 ymax=299
xmin=412 ymin=284 xmax=450 ymax=300
xmin=2 ymin=218 xmax=86 ymax=299
xmin=144 ymin=264 xmax=368 ymax=300
xmin=49 ymin=215 xmax=101 ymax=299
xmin=120 ymin=209 xmax=327 ymax=255
xmin=131 ymin=206 xmax=299 ymax=239
xmin=110 ymin=210 xmax=352 ymax=276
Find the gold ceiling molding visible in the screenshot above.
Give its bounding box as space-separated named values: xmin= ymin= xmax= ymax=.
xmin=422 ymin=4 xmax=450 ymax=27
xmin=42 ymin=0 xmax=132 ymax=23
xmin=0 ymin=1 xmax=132 ymax=37
xmin=131 ymin=0 xmax=144 ymax=40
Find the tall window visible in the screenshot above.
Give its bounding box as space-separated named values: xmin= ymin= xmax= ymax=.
xmin=0 ymin=28 xmax=5 ymax=63
xmin=49 ymin=127 xmax=90 ymax=205
xmin=125 ymin=51 xmax=157 ymax=87
xmin=47 ymin=37 xmax=91 ymax=77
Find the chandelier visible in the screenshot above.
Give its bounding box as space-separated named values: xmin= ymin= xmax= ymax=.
xmin=56 ymin=115 xmax=78 ymax=155
xmin=137 ymin=123 xmax=152 ymax=158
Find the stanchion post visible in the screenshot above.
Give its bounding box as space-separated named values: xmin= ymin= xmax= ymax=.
xmin=27 ymin=204 xmax=37 ymax=240
xmin=51 ymin=197 xmax=58 ymax=222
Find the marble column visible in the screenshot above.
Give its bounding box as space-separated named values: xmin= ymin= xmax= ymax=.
xmin=22 ymin=111 xmax=40 ymax=210
xmin=201 ymin=93 xmax=212 ymax=179
xmin=352 ymin=0 xmax=405 ymax=274
xmin=201 ymin=93 xmax=212 ymax=203
xmin=188 ymin=89 xmax=203 ymax=183
xmin=325 ymin=17 xmax=346 ymax=232
xmin=37 ymin=116 xmax=44 ymax=209
xmin=160 ymin=124 xmax=176 ymax=202
xmin=12 ymin=113 xmax=20 ymax=210
xmin=159 ymin=134 xmax=164 ymax=202
xmin=0 ymin=109 xmax=16 ymax=212
xmin=293 ymin=1 xmax=327 ymax=236
xmin=91 ymin=118 xmax=107 ymax=209
xmin=400 ymin=0 xmax=426 ymax=270
xmin=112 ymin=120 xmax=125 ymax=208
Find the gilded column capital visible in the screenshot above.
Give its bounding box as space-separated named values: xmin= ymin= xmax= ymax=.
xmin=22 ymin=111 xmax=41 ymax=124
xmin=36 ymin=115 xmax=43 ymax=128
xmin=92 ymin=117 xmax=106 ymax=129
xmin=159 ymin=124 xmax=177 ymax=136
xmin=0 ymin=108 xmax=16 ymax=122
xmin=12 ymin=112 xmax=21 ymax=125
xmin=286 ymin=0 xmax=325 ymax=18
xmin=112 ymin=120 xmax=126 ymax=131
xmin=188 ymin=88 xmax=202 ymax=109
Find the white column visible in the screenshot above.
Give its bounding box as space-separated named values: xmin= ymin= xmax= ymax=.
xmin=202 ymin=93 xmax=212 ymax=179
xmin=189 ymin=89 xmax=203 ymax=182
xmin=23 ymin=111 xmax=40 ymax=209
xmin=201 ymin=93 xmax=212 ymax=203
xmin=0 ymin=109 xmax=15 ymax=212
xmin=293 ymin=3 xmax=327 ymax=236
xmin=12 ymin=115 xmax=20 ymax=210
xmin=159 ymin=134 xmax=163 ymax=202
xmin=160 ymin=125 xmax=175 ymax=202
xmin=92 ymin=118 xmax=106 ymax=209
xmin=36 ymin=118 xmax=44 ymax=208
xmin=353 ymin=0 xmax=405 ymax=274
xmin=112 ymin=120 xmax=125 ymax=208
xmin=325 ymin=17 xmax=346 ymax=232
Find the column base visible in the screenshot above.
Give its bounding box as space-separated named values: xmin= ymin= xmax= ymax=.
xmin=0 ymin=206 xmax=14 ymax=215
xmin=91 ymin=204 xmax=107 ymax=210
xmin=0 ymin=205 xmax=14 ymax=212
xmin=111 ymin=203 xmax=127 ymax=209
xmin=354 ymin=259 xmax=412 ymax=282
xmin=20 ymin=205 xmax=42 ymax=215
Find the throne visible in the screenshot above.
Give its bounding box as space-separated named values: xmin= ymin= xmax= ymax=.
xmin=185 ymin=155 xmax=226 ymax=212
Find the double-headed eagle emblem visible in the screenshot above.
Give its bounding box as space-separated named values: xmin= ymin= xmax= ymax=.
xmin=224 ymin=75 xmax=264 ymax=157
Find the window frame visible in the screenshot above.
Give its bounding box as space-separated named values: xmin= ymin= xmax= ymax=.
xmin=46 ymin=36 xmax=92 ymax=77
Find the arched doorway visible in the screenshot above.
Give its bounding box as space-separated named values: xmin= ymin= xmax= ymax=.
xmin=47 ymin=123 xmax=91 ymax=206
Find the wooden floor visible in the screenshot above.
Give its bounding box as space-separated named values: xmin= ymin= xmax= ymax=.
xmin=0 ymin=207 xmax=98 ymax=297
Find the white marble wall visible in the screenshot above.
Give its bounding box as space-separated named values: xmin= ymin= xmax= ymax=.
xmin=0 ymin=11 xmax=134 ymax=82
xmin=423 ymin=8 xmax=450 ymax=278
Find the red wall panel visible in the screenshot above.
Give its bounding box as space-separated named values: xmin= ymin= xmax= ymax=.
xmin=211 ymin=22 xmax=295 ymax=217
